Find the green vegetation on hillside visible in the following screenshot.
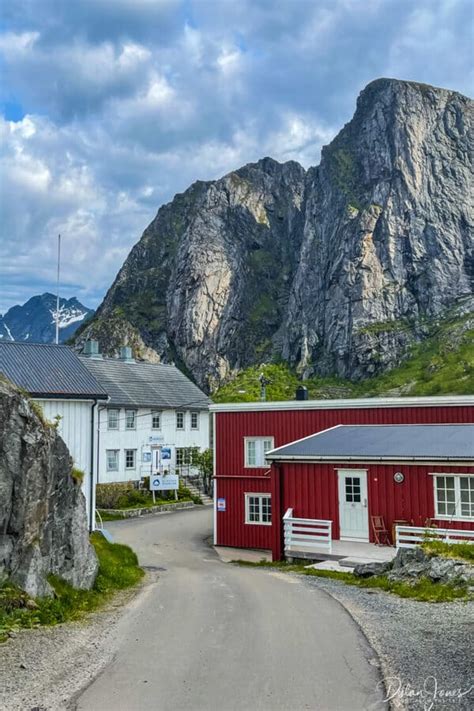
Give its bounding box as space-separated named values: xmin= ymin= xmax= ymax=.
xmin=214 ymin=311 xmax=474 ymax=401
xmin=0 ymin=533 xmax=144 ymax=643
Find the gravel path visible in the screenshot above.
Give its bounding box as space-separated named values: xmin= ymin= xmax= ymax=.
xmin=0 ymin=578 xmax=154 ymax=711
xmin=300 ymin=575 xmax=474 ymax=711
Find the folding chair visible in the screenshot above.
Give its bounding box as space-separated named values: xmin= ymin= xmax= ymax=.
xmin=371 ymin=515 xmax=391 ymax=545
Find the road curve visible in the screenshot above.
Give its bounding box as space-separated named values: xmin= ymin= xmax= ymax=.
xmin=75 ymin=507 xmax=386 ymax=711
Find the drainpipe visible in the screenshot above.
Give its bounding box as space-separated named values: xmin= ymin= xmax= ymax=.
xmin=89 ymin=399 xmax=98 ymax=532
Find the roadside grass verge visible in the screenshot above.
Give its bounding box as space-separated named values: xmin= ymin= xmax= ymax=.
xmin=233 ymin=560 xmax=471 ymax=603
xmin=0 ymin=532 xmax=144 ymax=643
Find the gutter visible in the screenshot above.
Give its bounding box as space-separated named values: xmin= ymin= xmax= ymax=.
xmin=265 ymin=455 xmax=474 ymax=464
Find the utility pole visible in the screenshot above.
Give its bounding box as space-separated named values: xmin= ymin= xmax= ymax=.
xmin=55 ymin=234 xmax=61 ymax=345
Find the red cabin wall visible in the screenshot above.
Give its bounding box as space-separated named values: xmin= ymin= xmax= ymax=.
xmin=215 ymin=405 xmax=474 ymax=477
xmin=280 ymin=462 xmax=474 ymax=547
xmin=214 ymin=404 xmax=474 ymax=550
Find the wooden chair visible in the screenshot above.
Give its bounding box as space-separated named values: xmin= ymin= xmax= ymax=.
xmin=371 ymin=515 xmax=391 ymax=545
xmin=424 ymin=518 xmax=438 ymax=528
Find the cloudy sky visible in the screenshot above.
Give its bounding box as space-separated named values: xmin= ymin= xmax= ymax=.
xmin=0 ymin=0 xmax=472 ymax=313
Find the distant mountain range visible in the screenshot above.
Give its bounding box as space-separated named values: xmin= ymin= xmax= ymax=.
xmin=0 ymin=293 xmax=94 ymax=344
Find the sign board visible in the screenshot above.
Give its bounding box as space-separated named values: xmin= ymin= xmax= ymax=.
xmin=149 ymin=435 xmax=164 ymax=444
xmin=150 ymin=473 xmax=179 ymax=491
xmin=142 ymin=451 xmax=152 ymax=463
xmin=217 ymin=497 xmax=226 ymax=512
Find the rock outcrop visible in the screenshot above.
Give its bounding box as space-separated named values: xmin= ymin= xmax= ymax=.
xmin=0 ymin=378 xmax=98 ymax=597
xmin=354 ymin=548 xmax=474 ymax=586
xmin=78 ymin=79 xmax=473 ymax=391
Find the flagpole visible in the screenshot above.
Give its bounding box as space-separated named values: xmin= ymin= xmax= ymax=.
xmin=55 ymin=234 xmax=61 ymax=345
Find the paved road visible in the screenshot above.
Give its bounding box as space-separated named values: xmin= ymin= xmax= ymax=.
xmin=76 ymin=508 xmax=386 ymax=711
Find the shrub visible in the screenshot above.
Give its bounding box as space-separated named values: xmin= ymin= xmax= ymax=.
xmin=96 ymin=482 xmax=139 ymax=509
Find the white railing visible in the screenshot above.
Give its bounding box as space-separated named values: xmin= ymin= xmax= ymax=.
xmin=283 ymin=508 xmax=332 ymax=556
xmin=396 ymin=525 xmax=474 ymax=549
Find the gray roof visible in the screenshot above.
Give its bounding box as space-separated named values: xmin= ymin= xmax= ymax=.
xmin=80 ymin=356 xmax=211 ymax=410
xmin=267 ymin=424 xmax=474 ymax=462
xmin=0 ymin=342 xmax=108 ymax=399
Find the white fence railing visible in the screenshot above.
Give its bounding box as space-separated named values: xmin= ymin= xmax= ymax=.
xmin=396 ymin=525 xmax=474 ymax=549
xmin=283 ymin=508 xmax=332 ymax=556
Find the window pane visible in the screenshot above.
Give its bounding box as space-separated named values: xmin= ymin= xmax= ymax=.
xmin=191 ymin=413 xmax=198 ymax=429
xmin=438 ymin=502 xmax=446 ymax=515
xmin=125 ymin=410 xmax=136 ymax=429
xmin=152 ymin=412 xmax=161 ymax=429
xmin=108 ymin=410 xmax=119 ymax=429
xmin=176 ymin=412 xmax=184 ymax=429
xmin=247 ymin=441 xmax=256 ymax=466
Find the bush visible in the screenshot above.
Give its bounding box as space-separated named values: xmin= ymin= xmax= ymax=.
xmin=96 ymin=482 xmax=142 ymax=509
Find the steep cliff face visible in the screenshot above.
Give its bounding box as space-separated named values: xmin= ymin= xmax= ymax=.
xmin=0 ymin=379 xmax=98 ymax=597
xmin=79 ymin=79 xmax=473 ymax=391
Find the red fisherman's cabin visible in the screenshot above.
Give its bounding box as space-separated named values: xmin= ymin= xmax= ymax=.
xmin=210 ymin=396 xmax=474 ymax=560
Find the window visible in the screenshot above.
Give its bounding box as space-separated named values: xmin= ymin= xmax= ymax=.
xmin=106 ymin=450 xmax=119 ymax=472
xmin=176 ymin=411 xmax=184 ymax=430
xmin=345 ymin=477 xmax=361 ymax=503
xmin=107 ymin=409 xmax=119 ymax=430
xmin=244 ymin=437 xmax=274 ymax=467
xmin=125 ymin=449 xmax=136 ymax=470
xmin=125 ymin=409 xmax=137 ymax=430
xmin=245 ymin=494 xmax=272 ymax=525
xmin=191 ymin=412 xmax=199 ymax=430
xmin=152 ymin=411 xmax=161 ymax=430
xmin=434 ymin=475 xmax=474 ymax=520
xmin=176 ymin=447 xmax=199 ymax=466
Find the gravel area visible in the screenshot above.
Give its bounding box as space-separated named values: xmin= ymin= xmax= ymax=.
xmin=0 ymin=575 xmax=154 ymax=711
xmin=300 ymin=575 xmax=474 ymax=711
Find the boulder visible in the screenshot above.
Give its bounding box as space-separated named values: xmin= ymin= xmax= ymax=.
xmin=0 ymin=378 xmax=98 ymax=597
xmin=353 ymin=561 xmax=393 ymax=578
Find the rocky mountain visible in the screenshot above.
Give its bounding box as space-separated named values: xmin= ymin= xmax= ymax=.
xmin=0 ymin=378 xmax=98 ymax=597
xmin=0 ymin=293 xmax=94 ymax=344
xmin=77 ymin=79 xmax=473 ymax=392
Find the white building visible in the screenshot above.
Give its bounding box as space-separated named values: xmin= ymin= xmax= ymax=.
xmin=0 ymin=341 xmax=108 ymax=530
xmin=80 ymin=344 xmax=211 ymax=484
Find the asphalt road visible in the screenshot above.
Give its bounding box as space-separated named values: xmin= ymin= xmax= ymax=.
xmin=75 ymin=507 xmax=386 ymax=711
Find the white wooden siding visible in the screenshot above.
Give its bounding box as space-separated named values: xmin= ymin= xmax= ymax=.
xmin=37 ymin=399 xmax=94 ymax=525
xmin=97 ymin=407 xmax=210 ymax=484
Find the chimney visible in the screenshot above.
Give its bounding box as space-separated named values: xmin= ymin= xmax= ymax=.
xmin=119 ymin=346 xmax=135 ymax=363
xmin=295 ymin=385 xmax=308 ymax=401
xmin=82 ymin=340 xmax=101 ymax=359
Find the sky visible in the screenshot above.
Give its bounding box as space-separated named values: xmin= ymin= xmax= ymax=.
xmin=0 ymin=0 xmax=472 ymax=314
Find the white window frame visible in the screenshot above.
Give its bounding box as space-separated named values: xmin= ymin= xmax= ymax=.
xmin=106 ymin=449 xmax=119 ymax=472
xmin=107 ymin=409 xmax=119 ymax=430
xmin=125 ymin=449 xmax=136 ymax=470
xmin=432 ymin=473 xmax=474 ymax=522
xmin=176 ymin=411 xmax=185 ymax=430
xmin=245 ymin=493 xmax=272 ymax=525
xmin=190 ymin=411 xmax=199 ymax=430
xmin=244 ymin=437 xmax=274 ymax=468
xmin=151 ymin=411 xmax=161 ymax=430
xmin=125 ymin=409 xmax=137 ymax=430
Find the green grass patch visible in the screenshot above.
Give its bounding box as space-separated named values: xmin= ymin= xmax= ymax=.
xmin=0 ymin=533 xmax=144 ymax=643
xmin=232 ymin=560 xmax=470 ymax=602
xmin=421 ymin=540 xmax=474 ymax=563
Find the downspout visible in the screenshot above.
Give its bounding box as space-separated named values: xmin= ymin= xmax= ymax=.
xmin=89 ymin=399 xmax=98 ymax=532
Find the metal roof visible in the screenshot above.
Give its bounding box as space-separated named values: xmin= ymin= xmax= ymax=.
xmin=266 ymin=424 xmax=474 ymax=462
xmin=0 ymin=342 xmax=108 ymax=399
xmin=80 ymin=356 xmax=211 ymax=410
xmin=210 ymin=395 xmax=474 ymax=412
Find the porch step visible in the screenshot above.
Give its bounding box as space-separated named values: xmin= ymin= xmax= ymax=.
xmin=306 ymin=560 xmax=354 ymax=574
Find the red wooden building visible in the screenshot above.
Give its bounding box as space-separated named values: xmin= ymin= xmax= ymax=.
xmin=210 ymin=396 xmax=474 ymax=560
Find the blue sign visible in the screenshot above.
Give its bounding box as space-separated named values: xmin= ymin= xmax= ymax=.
xmin=217 ymin=497 xmax=226 ymax=512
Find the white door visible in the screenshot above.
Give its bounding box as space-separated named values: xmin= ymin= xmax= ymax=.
xmin=338 ymin=470 xmax=369 ymax=541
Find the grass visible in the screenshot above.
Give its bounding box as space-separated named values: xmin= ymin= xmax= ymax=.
xmin=0 ymin=532 xmax=144 ymax=643
xmin=421 ymin=540 xmax=474 ymax=563
xmin=232 ymin=560 xmax=471 ymax=603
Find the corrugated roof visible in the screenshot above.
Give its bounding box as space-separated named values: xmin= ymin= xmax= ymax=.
xmin=0 ymin=342 xmax=108 ymax=399
xmin=266 ymin=424 xmax=474 ymax=461
xmin=80 ymin=356 xmax=211 ymax=409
